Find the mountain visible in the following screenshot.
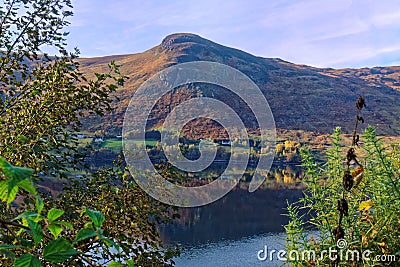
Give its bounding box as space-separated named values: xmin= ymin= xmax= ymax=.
xmin=78 ymin=33 xmax=400 ymax=136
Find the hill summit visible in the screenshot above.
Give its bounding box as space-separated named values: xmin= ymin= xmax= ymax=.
xmin=78 ymin=33 xmax=400 ymax=136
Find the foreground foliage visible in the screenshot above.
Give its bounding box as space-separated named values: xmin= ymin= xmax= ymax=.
xmin=1 ymin=156 xmax=119 ymax=266
xmin=286 ymin=114 xmax=400 ymax=265
xmin=48 ymin=159 xmax=179 ymax=266
xmin=1 ymin=0 xmax=178 ymax=266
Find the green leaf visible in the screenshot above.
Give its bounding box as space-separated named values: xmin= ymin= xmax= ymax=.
xmin=0 ymin=156 xmax=11 ymax=169
xmin=0 ymin=180 xmax=18 ymax=203
xmin=26 ymin=218 xmax=43 ymax=246
xmin=0 ymin=244 xmax=22 ymax=250
xmin=18 ymin=179 xmax=37 ymax=196
xmin=126 ymin=260 xmax=135 ymax=267
xmin=43 ymin=238 xmax=79 ymax=263
xmin=0 ymin=180 xmax=8 ymax=201
xmin=6 ymin=185 xmax=18 ymax=203
xmin=99 ymin=236 xmax=119 ymax=251
xmin=14 ymin=253 xmax=42 ymax=267
xmin=108 ymin=262 xmax=125 ymax=267
xmin=85 ymin=209 xmax=105 ymax=228
xmin=47 ymin=208 xmax=64 ymax=223
xmin=0 ymin=156 xmax=34 ymax=201
xmin=15 ymin=237 xmax=34 ymax=249
xmin=7 ymin=168 xmax=34 ymax=194
xmin=75 ymin=228 xmax=98 ymax=243
xmin=53 ymin=221 xmax=73 ymax=229
xmin=48 ymin=224 xmax=63 ymax=238
xmin=36 ymin=197 xmax=44 ymax=215
xmin=4 ymin=164 xmax=33 ymax=181
xmin=13 ymin=211 xmax=38 ymax=221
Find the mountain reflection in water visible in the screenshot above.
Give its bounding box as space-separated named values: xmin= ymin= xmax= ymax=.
xmin=160 ymin=164 xmax=305 ymax=245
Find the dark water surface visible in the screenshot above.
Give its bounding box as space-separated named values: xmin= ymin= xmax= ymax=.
xmin=159 ymin=174 xmax=305 ymax=266
xmin=159 ymin=188 xmax=303 ymax=245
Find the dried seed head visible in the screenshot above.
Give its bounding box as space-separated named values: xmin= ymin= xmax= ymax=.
xmin=343 ymin=170 xmax=354 ymax=191
xmin=356 ymin=96 xmax=366 ymax=111
xmin=346 ymin=148 xmax=358 ymax=164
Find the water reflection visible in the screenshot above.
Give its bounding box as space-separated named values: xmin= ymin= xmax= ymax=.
xmin=266 ymin=164 xmax=303 ymax=185
xmin=160 ymin=164 xmax=304 ymax=245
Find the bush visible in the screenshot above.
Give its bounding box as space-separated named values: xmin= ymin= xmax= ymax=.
xmin=285 ymin=98 xmax=400 ymax=266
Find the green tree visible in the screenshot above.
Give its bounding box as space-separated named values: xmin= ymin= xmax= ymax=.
xmin=49 ymin=159 xmax=179 ymax=266
xmin=1 ymin=1 xmax=178 ymax=266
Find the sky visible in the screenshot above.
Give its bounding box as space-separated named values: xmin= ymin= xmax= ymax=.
xmin=65 ymin=0 xmax=400 ymax=68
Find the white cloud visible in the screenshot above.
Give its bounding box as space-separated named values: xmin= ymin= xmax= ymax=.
xmin=370 ymin=11 xmax=400 ymax=27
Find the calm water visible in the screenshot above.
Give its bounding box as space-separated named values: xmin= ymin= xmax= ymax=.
xmin=174 ymin=233 xmax=288 ymax=267
xmin=159 ymin=163 xmax=306 ymax=267
xmin=160 ymin=188 xmax=303 ymax=244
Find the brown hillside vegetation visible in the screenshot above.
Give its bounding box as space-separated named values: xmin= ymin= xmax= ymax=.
xmin=77 ymin=33 xmax=400 ymax=137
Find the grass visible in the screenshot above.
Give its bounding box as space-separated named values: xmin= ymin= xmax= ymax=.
xmin=101 ymin=139 xmax=158 ymax=152
xmin=102 ymin=139 xmax=123 ymax=151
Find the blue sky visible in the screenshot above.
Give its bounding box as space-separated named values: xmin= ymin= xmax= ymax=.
xmin=66 ymin=0 xmax=400 ymax=68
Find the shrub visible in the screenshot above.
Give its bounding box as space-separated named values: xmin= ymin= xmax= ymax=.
xmin=285 ymin=97 xmax=400 ymax=266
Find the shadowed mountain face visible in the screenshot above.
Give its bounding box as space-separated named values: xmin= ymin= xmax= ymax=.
xmin=78 ymin=33 xmax=400 ymax=136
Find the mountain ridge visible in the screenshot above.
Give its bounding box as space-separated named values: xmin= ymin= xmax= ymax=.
xmin=78 ymin=33 xmax=400 ymax=136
